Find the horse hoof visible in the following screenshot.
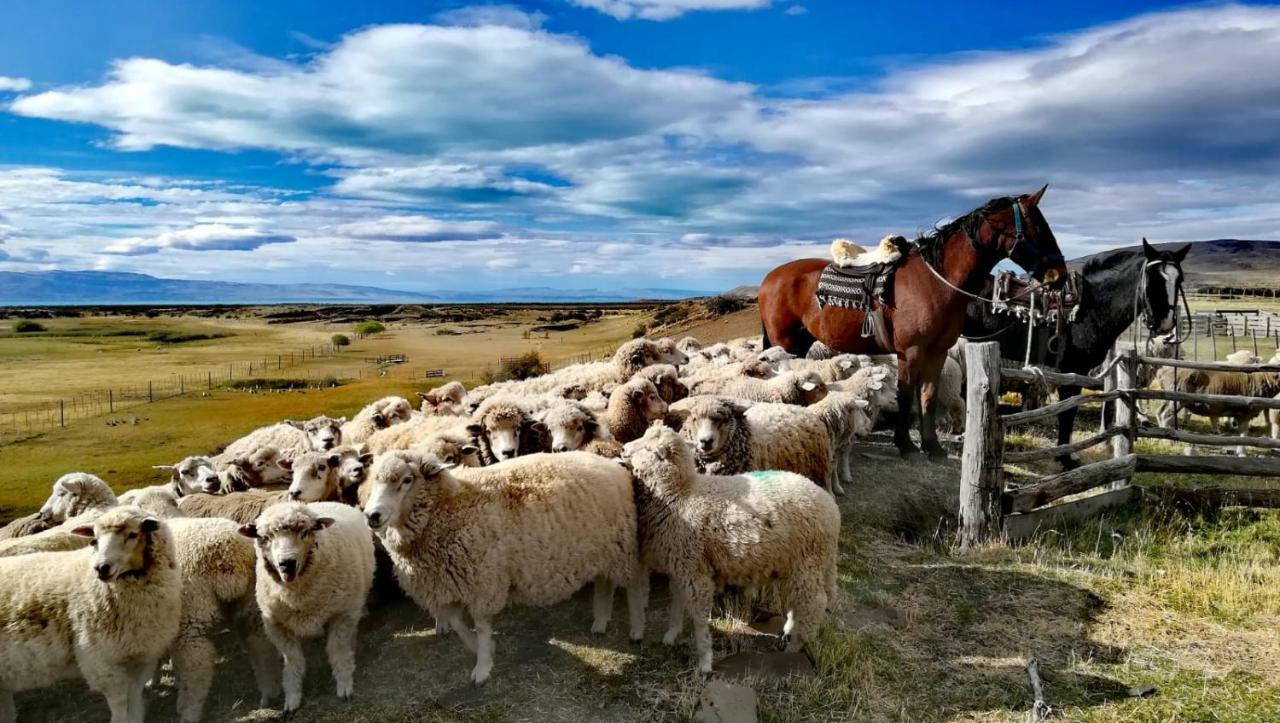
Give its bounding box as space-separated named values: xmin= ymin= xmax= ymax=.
xmin=924 ymin=447 xmax=948 ymax=462
xmin=898 ymin=447 xmax=922 ymax=461
xmin=1058 ymin=455 xmax=1081 ymax=471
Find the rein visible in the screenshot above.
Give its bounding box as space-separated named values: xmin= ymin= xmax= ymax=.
xmin=1130 ymin=257 xmax=1191 ymax=352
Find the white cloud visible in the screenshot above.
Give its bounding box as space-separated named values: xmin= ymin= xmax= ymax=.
xmin=101 ymin=224 xmax=296 ymax=256
xmin=333 ymin=215 xmax=501 ymax=242
xmin=0 ymin=76 xmax=31 ymax=92
xmin=567 ymin=0 xmax=772 ymax=21
xmin=434 ymin=4 xmax=547 ymax=30
xmin=784 ymin=5 xmax=806 ymax=16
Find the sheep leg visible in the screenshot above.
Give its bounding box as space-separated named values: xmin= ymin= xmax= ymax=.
xmin=0 ymin=689 xmax=12 ymax=723
xmin=100 ymin=684 xmax=132 ymax=723
xmin=470 ymin=616 xmax=495 ymax=685
xmin=1238 ymin=415 xmax=1250 ymax=457
xmin=682 ymin=577 xmax=717 ymax=674
xmin=234 ymin=611 xmax=282 ymax=706
xmin=265 ymin=621 xmax=306 ymax=714
xmin=626 ymin=566 xmax=650 ymax=642
xmin=80 ymin=658 xmax=138 ymax=723
xmin=172 ymin=634 xmax=217 ymax=723
xmin=325 ymin=613 xmax=360 ymax=701
xmin=662 ymin=587 xmax=686 ymax=645
xmin=441 ymin=604 xmax=478 ymax=653
xmin=591 ymin=575 xmax=614 ymax=634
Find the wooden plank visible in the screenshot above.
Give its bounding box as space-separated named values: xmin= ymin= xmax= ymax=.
xmin=959 ymin=342 xmax=1004 ymax=550
xmin=1004 ymin=427 xmax=1127 ymax=463
xmin=1138 ymin=425 xmax=1280 ymax=450
xmin=1135 ymin=454 xmax=1280 ymax=477
xmin=1001 ymin=366 xmax=1106 ymax=391
xmin=1004 ymin=454 xmax=1137 ymax=514
xmin=1134 ymin=388 xmax=1280 ymax=412
xmin=1002 ymin=390 xmax=1120 ymax=427
xmin=1141 ymin=485 xmax=1280 ymax=509
xmin=1113 ymin=350 xmax=1136 ymax=470
xmin=1004 ymin=486 xmax=1139 ymax=541
xmin=1137 ymin=356 xmax=1280 ymax=374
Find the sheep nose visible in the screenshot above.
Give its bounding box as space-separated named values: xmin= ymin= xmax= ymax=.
xmin=278 ymin=559 xmax=298 ymax=577
xmin=37 ymin=510 xmax=50 ymax=522
xmin=94 ymin=563 xmax=113 ymax=580
xmin=553 ymin=444 xmax=569 ymax=453
xmin=699 ymin=438 xmax=714 ymax=451
xmin=366 ymin=511 xmax=383 ymax=527
xmin=500 ymin=449 xmax=516 ymax=459
xmin=288 ymin=490 xmax=301 ymax=500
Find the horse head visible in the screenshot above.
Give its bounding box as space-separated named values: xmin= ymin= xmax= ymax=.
xmin=991 ymin=185 xmax=1068 ymax=287
xmin=1140 ymin=237 xmax=1191 ymax=337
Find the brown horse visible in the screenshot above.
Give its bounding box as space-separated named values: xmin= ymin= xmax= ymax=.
xmin=758 ymin=187 xmax=1068 ymax=460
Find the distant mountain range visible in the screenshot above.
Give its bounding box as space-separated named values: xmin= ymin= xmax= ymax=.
xmin=0 ymin=270 xmax=710 ymax=305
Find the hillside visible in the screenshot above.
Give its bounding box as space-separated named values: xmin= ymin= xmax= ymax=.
xmin=0 ymin=270 xmax=709 ymax=305
xmin=1070 ymin=239 xmax=1280 ymax=289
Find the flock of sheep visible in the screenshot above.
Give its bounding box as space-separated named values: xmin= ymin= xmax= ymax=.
xmin=0 ymin=334 xmax=951 ymax=723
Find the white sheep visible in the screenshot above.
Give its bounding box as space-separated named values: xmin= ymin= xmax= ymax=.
xmin=239 ymin=502 xmax=375 ymax=714
xmin=178 ymin=488 xmax=293 ymax=526
xmin=537 ymin=400 xmax=621 ymax=457
xmin=667 ymin=395 xmax=834 ymax=493
xmin=632 ymin=364 xmax=689 ymax=404
xmin=416 ymin=381 xmax=467 ymax=416
xmin=157 ymin=446 xmax=290 ymax=497
xmin=341 ymin=396 xmax=414 ymax=444
xmin=622 ymin=425 xmax=840 ymax=673
xmin=468 ymin=338 xmax=688 ymax=399
xmin=285 ymin=446 xmax=375 ymax=504
xmin=807 ymin=392 xmax=874 ymax=494
xmin=363 ymin=450 xmax=645 ymax=684
xmin=117 ymin=485 xmax=183 ymax=518
xmin=219 ymin=415 xmax=345 ymax=462
xmin=605 ymin=378 xmax=669 ymax=444
xmin=165 ymin=517 xmax=281 ymax=722
xmin=785 ymin=353 xmax=870 ymax=383
xmin=465 ymin=395 xmax=549 ymax=464
xmin=835 ymin=364 xmax=899 ymax=423
xmin=691 ymin=369 xmax=828 ymax=406
xmin=36 ymin=472 xmax=117 ymax=525
xmin=0 ymin=506 xmax=182 ymax=723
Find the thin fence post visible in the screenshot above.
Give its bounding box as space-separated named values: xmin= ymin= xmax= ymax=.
xmin=208 ymin=371 xmax=213 ymax=391
xmin=180 ymin=376 xmax=184 ymax=395
xmin=59 ymin=400 xmax=65 ymax=428
xmin=148 ymin=381 xmax=153 ymax=403
xmin=959 ymin=341 xmax=1004 ymax=550
xmin=109 ymin=389 xmax=114 ymax=413
xmin=1111 ymin=348 xmax=1138 ymax=489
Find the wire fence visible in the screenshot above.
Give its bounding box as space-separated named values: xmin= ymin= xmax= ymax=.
xmin=0 ymin=342 xmax=343 ymax=445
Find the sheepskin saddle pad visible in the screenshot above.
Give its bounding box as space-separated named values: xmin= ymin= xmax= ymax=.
xmin=815 ymin=235 xmax=907 ymax=312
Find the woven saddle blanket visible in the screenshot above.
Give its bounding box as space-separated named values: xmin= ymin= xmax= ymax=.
xmin=815 ymin=261 xmax=894 ymax=311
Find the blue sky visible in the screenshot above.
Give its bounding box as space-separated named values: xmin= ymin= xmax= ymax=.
xmin=1 ymin=1 xmax=1279 ymax=293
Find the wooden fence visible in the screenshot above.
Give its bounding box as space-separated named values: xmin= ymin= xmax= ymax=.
xmin=958 ymin=342 xmax=1280 ymax=548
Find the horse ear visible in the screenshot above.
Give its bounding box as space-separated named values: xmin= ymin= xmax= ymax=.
xmin=1142 ymin=238 xmax=1158 ymax=260
xmin=1173 ymin=243 xmax=1191 ymax=263
xmin=1026 ymin=184 xmax=1047 ymax=206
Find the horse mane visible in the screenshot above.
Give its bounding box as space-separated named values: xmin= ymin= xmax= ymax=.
xmin=913 ymin=196 xmax=1014 ymax=266
xmin=1081 ymin=248 xmax=1142 ymax=276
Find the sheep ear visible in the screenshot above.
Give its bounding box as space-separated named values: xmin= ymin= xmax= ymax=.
xmin=630 ymin=387 xmax=645 ymax=401
xmin=71 ymin=526 xmax=96 ymax=538
xmin=140 ymin=517 xmax=160 ymax=533
xmin=801 ymin=381 xmax=818 ymax=392
xmin=372 ymin=412 xmax=386 ymax=426
xmin=460 ymin=444 xmax=479 ymax=456
xmin=359 ymin=452 xmax=374 ymax=465
xmin=326 ymin=454 xmax=342 ymax=468
xmin=854 ymin=399 xmax=870 ymax=408
xmin=529 ymin=420 xmax=548 ymax=434
xmin=465 ymin=423 xmax=485 ymax=437
xmin=839 ymin=359 xmax=854 ymax=369
xmin=335 ymin=417 xmax=347 ymax=425
xmin=278 ymin=459 xmax=293 ymax=471
xmin=284 ymin=419 xmax=304 ymax=430
xmin=415 ymin=391 xmax=430 ymax=400
xmin=664 ymin=408 xmax=690 ymax=429
xmin=152 ymin=464 xmax=175 ymax=471
xmin=238 ymin=524 xmax=258 ymax=539
xmin=867 ymin=380 xmax=883 ymax=391
xmin=312 ymin=517 xmax=336 ymax=531
xmin=584 ymin=419 xmax=599 ymax=433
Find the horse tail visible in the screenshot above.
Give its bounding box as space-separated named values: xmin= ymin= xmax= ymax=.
xmin=761 ymin=319 xmax=773 ymax=350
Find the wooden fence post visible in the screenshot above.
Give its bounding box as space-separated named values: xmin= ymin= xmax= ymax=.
xmin=59 ymin=400 xmax=65 ymax=427
xmin=109 ymin=389 xmax=114 ymax=413
xmin=148 ymin=381 xmax=153 ymax=403
xmin=1111 ymin=348 xmax=1138 ymax=489
xmin=959 ymin=341 xmax=1005 ymax=550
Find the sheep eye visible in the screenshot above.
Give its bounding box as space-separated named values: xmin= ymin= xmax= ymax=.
xmin=89 ymin=539 xmax=98 ymax=548
xmin=401 ymin=477 xmax=413 ymax=486
xmin=127 ymin=532 xmax=138 ymax=540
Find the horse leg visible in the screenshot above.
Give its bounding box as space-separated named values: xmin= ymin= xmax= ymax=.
xmin=915 ymin=353 xmax=947 ymax=461
xmin=1056 ymin=384 xmax=1082 ymax=470
xmin=893 ymin=354 xmax=921 ymax=458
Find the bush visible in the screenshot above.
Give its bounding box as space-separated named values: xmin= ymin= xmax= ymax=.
xmin=355 ymin=320 xmax=386 ymax=336
xmin=705 ymin=295 xmax=745 ymax=316
xmin=480 ymin=351 xmax=547 ymax=384
xmin=13 ymin=320 xmax=46 ymax=333
xmin=147 ymin=331 xmax=226 ymax=344
xmin=331 ymin=333 xmax=351 ymax=347
xmin=653 ymin=303 xmax=691 ymax=327
xmin=632 ymin=323 xmax=648 ymax=339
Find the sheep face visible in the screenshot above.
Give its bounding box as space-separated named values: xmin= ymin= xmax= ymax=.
xmin=541 ymin=403 xmax=600 ymax=453
xmin=654 ymin=338 xmax=691 ymax=367
xmin=757 ymin=347 xmax=795 ymax=368
xmin=39 ymin=474 xmax=100 ymax=523
xmin=420 ymin=435 xmax=481 ymax=468
xmin=794 ymin=373 xmax=829 ymax=405
xmin=374 ymin=397 xmax=414 ymax=428
xmin=72 ymin=507 xmax=161 ymax=582
xmin=364 ymin=452 xmax=452 ymax=532
xmin=287 ymin=416 xmax=344 ymax=451
xmin=239 ymin=504 xmax=334 ymax=584
xmin=287 ymin=452 xmax=342 ymax=502
xmin=677 ymin=398 xmax=745 ymax=457
xmin=621 ymin=424 xmax=697 ymax=483
xmin=629 ymin=380 xmax=670 ymax=425
xmin=741 ymin=361 xmax=776 ymax=379
xmin=156 ymin=456 xmax=219 ymax=496
xmin=468 ymin=403 xmax=542 ymax=461
xmin=338 ymin=449 xmax=374 ymax=494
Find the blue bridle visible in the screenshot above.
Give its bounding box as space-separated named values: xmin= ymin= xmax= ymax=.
xmin=1004 ymin=199 xmax=1063 ymax=280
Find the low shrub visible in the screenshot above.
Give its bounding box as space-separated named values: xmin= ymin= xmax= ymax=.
xmin=331 ymin=333 xmax=351 ymax=347
xmin=13 ymin=320 xmax=46 ymax=333
xmin=356 ymin=320 xmax=386 ymax=336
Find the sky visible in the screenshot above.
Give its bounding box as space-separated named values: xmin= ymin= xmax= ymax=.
xmin=1 ymin=0 xmax=1280 ymax=294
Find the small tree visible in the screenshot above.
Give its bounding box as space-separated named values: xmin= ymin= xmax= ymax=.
xmin=632 ymin=322 xmax=648 ymax=339
xmin=705 ymin=295 xmax=745 ymax=316
xmin=480 ymin=351 xmax=547 ymax=384
xmin=355 ymin=320 xmax=386 ymax=337
xmin=331 ymin=333 xmax=351 ymax=347
xmin=13 ymin=320 xmax=46 ymax=333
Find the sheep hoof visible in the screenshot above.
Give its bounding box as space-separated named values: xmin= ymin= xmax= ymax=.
xmin=470 ymin=664 xmax=492 ymax=685
xmin=662 ymin=630 xmax=680 ymax=646
xmin=591 ymin=619 xmax=609 ymax=635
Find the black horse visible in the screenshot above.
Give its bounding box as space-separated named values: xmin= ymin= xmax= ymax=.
xmin=964 ymin=238 xmax=1190 ymax=468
